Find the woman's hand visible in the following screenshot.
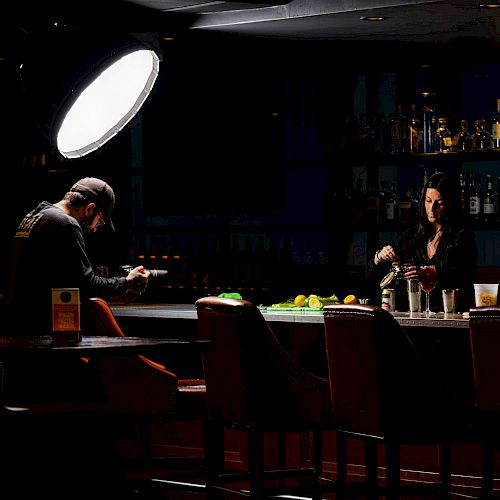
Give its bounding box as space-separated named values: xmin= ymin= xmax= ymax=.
xmin=375 ymin=245 xmax=397 ymax=264
xmin=403 ymin=265 xmax=419 ymax=280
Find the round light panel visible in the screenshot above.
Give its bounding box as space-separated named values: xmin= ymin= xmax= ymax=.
xmin=56 ymin=48 xmax=160 ymax=158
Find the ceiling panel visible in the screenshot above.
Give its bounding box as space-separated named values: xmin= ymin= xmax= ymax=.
xmin=123 ymin=0 xmax=500 ymax=42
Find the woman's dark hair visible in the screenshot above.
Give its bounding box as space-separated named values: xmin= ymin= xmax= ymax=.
xmin=414 ymin=171 xmax=464 ymax=265
xmin=417 ymin=172 xmax=463 ymax=225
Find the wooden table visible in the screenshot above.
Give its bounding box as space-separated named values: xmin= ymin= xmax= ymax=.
xmin=0 ymin=334 xmax=215 ymax=498
xmin=0 ymin=335 xmax=213 ymax=358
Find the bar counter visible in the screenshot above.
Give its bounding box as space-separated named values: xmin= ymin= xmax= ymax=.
xmin=110 ymin=302 xmax=469 ymax=328
xmin=108 ymin=301 xmax=486 ymax=494
xmin=109 ymin=302 xmax=472 ymax=398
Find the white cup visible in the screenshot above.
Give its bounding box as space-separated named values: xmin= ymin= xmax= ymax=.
xmin=474 ymin=284 xmax=499 ymax=307
xmin=407 ymin=279 xmax=421 ymax=312
xmin=442 ymin=289 xmax=457 ymax=313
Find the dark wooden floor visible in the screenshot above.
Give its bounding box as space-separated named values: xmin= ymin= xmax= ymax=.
xmin=115 ymin=476 xmax=487 ymax=500
xmin=114 ymin=436 xmax=489 ymax=500
xmin=117 ymin=488 xmax=485 ymax=500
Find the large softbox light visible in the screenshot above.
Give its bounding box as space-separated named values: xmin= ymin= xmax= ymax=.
xmin=20 ymin=23 xmax=160 ymax=158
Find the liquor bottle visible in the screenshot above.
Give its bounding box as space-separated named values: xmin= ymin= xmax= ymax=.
xmin=351 ymin=178 xmax=367 ymax=224
xmin=459 ymin=172 xmax=470 ymax=221
xmin=135 ymin=236 xmax=147 ymax=269
xmin=399 ymin=185 xmax=418 ymax=226
xmin=435 ymin=117 xmax=452 ymax=152
xmin=492 ymin=98 xmax=500 ymax=149
xmin=423 ymin=167 xmax=430 ymax=189
xmin=147 ymin=237 xmax=158 ymax=270
xmin=158 ymin=236 xmax=171 ymax=272
xmin=422 ymin=111 xmax=433 ymax=153
xmin=469 ymin=173 xmax=482 ymax=222
xmin=388 ymin=112 xmax=399 ymax=154
xmin=208 ymin=236 xmax=221 ymax=288
xmin=388 ymin=104 xmax=407 ymax=154
xmin=196 ymin=236 xmax=210 ymax=289
xmin=497 ymin=176 xmax=500 ymax=223
xmin=422 ymin=98 xmax=435 ymax=153
xmin=358 ymin=113 xmax=374 ymax=154
xmin=472 ymin=119 xmax=493 ymax=151
xmin=373 ymin=112 xmax=386 ymax=154
xmin=482 ymin=173 xmax=497 ymax=223
xmin=453 ymin=120 xmax=472 ymax=152
xmin=183 ymin=236 xmax=197 ymax=287
xmin=385 ymin=182 xmax=400 ymax=222
xmin=169 ymin=236 xmax=183 ymax=286
xmin=406 ymin=103 xmax=421 ymax=154
xmin=366 ymin=182 xmax=382 ymax=222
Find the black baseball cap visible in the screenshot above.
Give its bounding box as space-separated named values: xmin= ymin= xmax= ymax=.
xmin=70 ymin=177 xmax=115 ymax=230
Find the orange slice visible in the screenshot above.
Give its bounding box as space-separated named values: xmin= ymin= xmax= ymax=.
xmin=344 ymin=294 xmax=358 ymax=304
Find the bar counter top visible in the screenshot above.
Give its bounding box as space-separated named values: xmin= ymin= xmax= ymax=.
xmin=110 ymin=303 xmax=469 ymax=329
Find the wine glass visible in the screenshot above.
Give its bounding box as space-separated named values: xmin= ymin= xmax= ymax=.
xmin=418 ymin=264 xmax=437 ymax=317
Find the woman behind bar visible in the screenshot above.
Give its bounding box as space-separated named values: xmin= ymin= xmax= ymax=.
xmin=365 ymin=172 xmax=477 ymax=312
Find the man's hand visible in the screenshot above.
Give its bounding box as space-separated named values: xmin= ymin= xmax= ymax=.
xmin=126 ymin=266 xmax=150 ymax=294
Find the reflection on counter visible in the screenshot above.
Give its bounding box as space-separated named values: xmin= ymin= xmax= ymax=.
xmin=111 ymin=303 xmax=469 ymax=329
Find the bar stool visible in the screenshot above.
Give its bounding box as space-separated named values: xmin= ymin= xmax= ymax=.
xmin=85 ymin=297 xmax=207 ymax=492
xmin=323 ymin=303 xmax=478 ymax=499
xmin=469 ymin=305 xmax=500 ymax=499
xmin=194 ymin=296 xmax=356 ymax=499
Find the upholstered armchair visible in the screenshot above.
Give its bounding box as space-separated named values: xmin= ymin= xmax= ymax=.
xmin=85 ymin=297 xmax=206 ymax=468
xmin=323 ymin=304 xmax=478 ymax=499
xmin=195 ymin=296 xmax=341 ymax=499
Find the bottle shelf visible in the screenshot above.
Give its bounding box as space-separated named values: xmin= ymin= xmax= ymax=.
xmin=348 ymin=149 xmax=500 ymax=167
xmin=346 ymin=220 xmax=500 ymax=232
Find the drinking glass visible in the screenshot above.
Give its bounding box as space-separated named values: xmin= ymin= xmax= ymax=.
xmin=418 ymin=264 xmax=437 ymax=317
xmin=407 ymin=279 xmax=422 ymax=313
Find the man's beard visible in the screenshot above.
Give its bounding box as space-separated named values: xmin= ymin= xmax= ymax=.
xmin=80 ymin=216 xmax=95 ymax=234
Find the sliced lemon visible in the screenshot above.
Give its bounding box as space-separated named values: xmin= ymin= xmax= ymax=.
xmin=344 ymin=294 xmax=358 ymax=304
xmin=308 ymin=295 xmax=323 ymax=309
xmin=294 ymin=294 xmax=307 ymax=307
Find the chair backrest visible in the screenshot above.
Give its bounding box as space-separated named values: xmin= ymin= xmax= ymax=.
xmin=85 ymin=297 xmax=178 ymax=415
xmin=195 ymin=296 xmax=332 ymax=429
xmin=87 ymin=297 xmax=126 ymax=337
xmin=469 ymin=305 xmax=500 ymax=414
xmin=323 ymin=304 xmax=437 ymax=439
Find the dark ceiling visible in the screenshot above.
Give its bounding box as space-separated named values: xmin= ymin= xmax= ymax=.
xmin=3 ymin=0 xmax=500 ymax=49
xmin=2 ymin=0 xmax=499 ymax=139
xmin=1 ymin=0 xmax=499 ymax=220
xmin=146 ymin=0 xmax=500 ymax=42
xmin=2 ymin=0 xmax=500 ymax=151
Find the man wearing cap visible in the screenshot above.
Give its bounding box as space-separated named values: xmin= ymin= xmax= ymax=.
xmin=6 ymin=177 xmax=149 ymax=335
xmin=3 ymin=177 xmax=149 ymax=496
